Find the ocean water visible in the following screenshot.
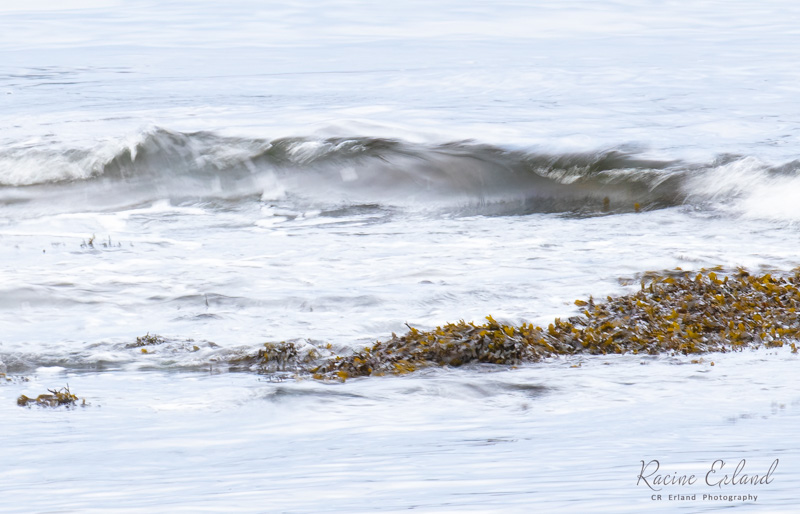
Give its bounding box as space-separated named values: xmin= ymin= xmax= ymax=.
xmin=2 ymin=1 xmax=800 ymax=512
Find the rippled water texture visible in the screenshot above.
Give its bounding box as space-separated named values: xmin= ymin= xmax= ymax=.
xmin=2 ymin=1 xmax=800 ymax=512
xmin=3 ymin=352 xmax=800 ymax=513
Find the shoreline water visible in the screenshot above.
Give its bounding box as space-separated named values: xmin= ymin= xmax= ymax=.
xmin=5 ymin=1 xmax=800 ymax=511
xmin=3 ymin=348 xmax=797 ymax=513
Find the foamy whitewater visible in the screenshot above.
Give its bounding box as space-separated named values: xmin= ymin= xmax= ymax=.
xmin=2 ymin=1 xmax=800 ymax=512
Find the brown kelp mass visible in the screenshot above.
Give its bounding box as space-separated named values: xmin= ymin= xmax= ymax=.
xmin=303 ymin=267 xmax=800 ymax=379
xmin=126 ymin=267 xmax=800 ymax=381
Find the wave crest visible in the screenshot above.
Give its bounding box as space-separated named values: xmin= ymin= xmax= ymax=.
xmin=2 ymin=127 xmax=798 ymax=217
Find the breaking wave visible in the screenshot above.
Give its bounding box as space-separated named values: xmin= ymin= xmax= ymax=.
xmin=1 ymin=127 xmax=798 ymax=217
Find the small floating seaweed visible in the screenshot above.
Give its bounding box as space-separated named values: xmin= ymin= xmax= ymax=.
xmin=80 ymin=234 xmax=121 ymax=249
xmin=1 ymin=373 xmax=29 ymax=384
xmin=128 ymin=334 xmax=214 ymax=361
xmin=17 ymin=385 xmax=84 ymax=408
xmin=126 ymin=333 xmax=168 ymax=348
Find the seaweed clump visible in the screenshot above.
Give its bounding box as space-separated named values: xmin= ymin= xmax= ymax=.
xmin=126 ymin=333 xmax=168 ymax=348
xmin=17 ymin=385 xmax=84 ymax=408
xmin=311 ymin=317 xmax=550 ymax=380
xmin=560 ymin=267 xmax=800 ymax=355
xmin=246 ymin=341 xmax=334 ymax=373
xmin=311 ymin=267 xmax=800 ymax=380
